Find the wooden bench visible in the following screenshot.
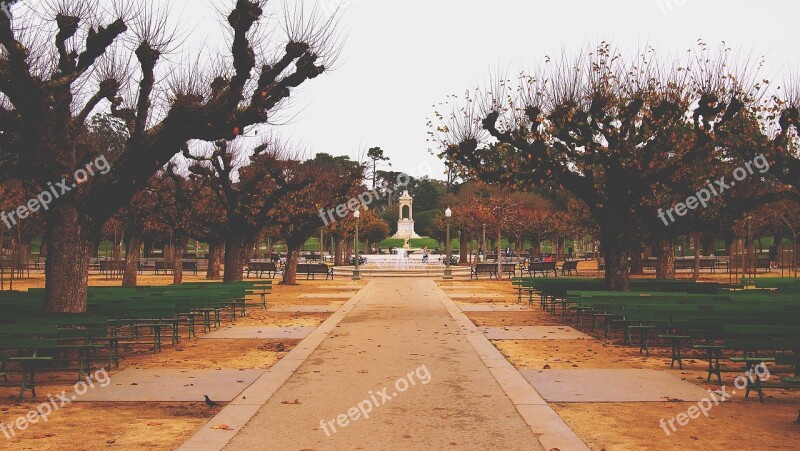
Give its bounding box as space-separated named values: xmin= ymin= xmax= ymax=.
xmin=527 ymin=261 xmax=557 ymax=277
xmin=154 ymin=260 xmax=172 ymax=275
xmin=471 ymin=263 xmax=497 ymax=279
xmin=182 ymin=260 xmax=198 ymax=275
xmin=471 ymin=263 xmax=516 ymax=279
xmin=558 ymin=260 xmax=579 ymax=276
xmin=297 ymin=263 xmax=334 ymax=280
xmin=247 ymin=261 xmax=279 ymax=278
xmin=99 ymin=260 xmax=124 ymax=278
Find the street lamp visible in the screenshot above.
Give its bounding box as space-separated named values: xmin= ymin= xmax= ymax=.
xmin=482 ymin=223 xmax=487 ymax=262
xmin=352 ymin=208 xmax=361 ymax=280
xmin=444 ymin=207 xmax=453 ymax=279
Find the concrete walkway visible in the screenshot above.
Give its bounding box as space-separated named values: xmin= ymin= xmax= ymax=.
xmin=182 ymin=279 xmax=587 ymax=450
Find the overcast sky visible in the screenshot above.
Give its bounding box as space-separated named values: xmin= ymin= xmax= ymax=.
xmin=154 ymin=0 xmax=800 ymax=178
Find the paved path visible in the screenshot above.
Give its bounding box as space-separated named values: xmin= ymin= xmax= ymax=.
xmin=183 ymin=279 xmax=586 ymax=450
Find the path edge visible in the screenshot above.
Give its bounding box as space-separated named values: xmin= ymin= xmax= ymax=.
xmin=176 ymin=282 xmax=373 ymax=451
xmin=434 ymin=282 xmax=590 ymax=451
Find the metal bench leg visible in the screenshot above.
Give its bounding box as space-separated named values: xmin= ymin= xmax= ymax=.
xmin=638 ymin=329 xmax=650 ymax=357
xmin=19 ymin=363 xmax=36 ymax=400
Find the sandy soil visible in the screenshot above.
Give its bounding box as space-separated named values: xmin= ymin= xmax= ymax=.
xmin=439 ymin=279 xmax=800 ymax=450
xmin=0 ymin=274 xmax=361 ymax=450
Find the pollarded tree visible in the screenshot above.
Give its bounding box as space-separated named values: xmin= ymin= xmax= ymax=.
xmin=166 ymin=167 xmax=228 ymax=280
xmin=432 ymin=44 xmax=763 ymax=290
xmin=272 ymin=154 xmax=363 ymax=285
xmin=182 ymin=139 xmax=310 ymax=282
xmin=119 ymin=177 xmax=168 ymax=287
xmin=0 ymin=1 xmax=337 ymax=312
xmin=473 ymin=184 xmax=521 ymax=278
xmin=764 ymin=78 xmax=800 ymax=192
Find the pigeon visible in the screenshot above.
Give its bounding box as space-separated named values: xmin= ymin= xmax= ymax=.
xmin=204 ymin=395 xmax=219 ymax=408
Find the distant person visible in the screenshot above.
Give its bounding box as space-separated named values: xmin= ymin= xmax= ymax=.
xmin=568 ymin=246 xmax=574 ymax=260
xmin=422 ymin=246 xmax=429 ymax=263
xmin=769 ymin=244 xmax=778 ymax=270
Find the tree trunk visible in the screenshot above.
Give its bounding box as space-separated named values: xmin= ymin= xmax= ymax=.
xmin=693 ymin=233 xmax=701 ymax=280
xmin=281 ymin=240 xmax=302 ymax=285
xmin=89 ymin=240 xmax=100 ymax=260
xmin=39 ymin=235 xmax=48 ymax=258
xmin=334 ymin=238 xmax=345 ymax=266
xmin=656 ymin=238 xmax=675 ymax=279
xmin=531 ymin=235 xmax=541 ymax=259
xmin=112 ymin=235 xmax=122 ymax=262
xmin=244 ymin=240 xmax=257 ymax=261
xmin=459 ymin=232 xmax=468 ymax=264
xmin=143 ymin=238 xmax=154 ymax=258
xmin=122 ymin=235 xmax=142 ymax=286
xmin=164 ymin=242 xmax=174 ymax=264
xmin=630 ymin=240 xmax=644 ymax=275
xmin=173 ymin=240 xmax=185 ymax=285
xmin=43 ymin=203 xmax=93 ymax=313
xmin=206 ymin=238 xmax=223 ymax=279
xmin=223 ymin=234 xmax=245 ymax=283
xmin=600 ymin=225 xmax=631 ymax=291
xmin=701 ymin=234 xmax=716 ymax=256
xmin=773 ymin=232 xmax=784 ymax=256
xmin=496 ymin=227 xmax=502 ymax=279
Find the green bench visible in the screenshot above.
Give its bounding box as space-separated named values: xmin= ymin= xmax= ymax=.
xmin=0 ymin=330 xmax=58 ymax=399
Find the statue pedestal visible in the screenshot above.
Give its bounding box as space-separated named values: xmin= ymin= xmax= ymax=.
xmin=393 ymin=219 xmax=420 ymax=239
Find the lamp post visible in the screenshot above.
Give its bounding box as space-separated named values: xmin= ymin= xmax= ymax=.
xmin=352 ymin=208 xmax=361 ymax=280
xmin=482 ymin=223 xmax=487 ymax=262
xmin=444 ymin=207 xmax=453 ymax=279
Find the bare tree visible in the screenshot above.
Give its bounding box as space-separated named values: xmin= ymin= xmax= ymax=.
xmin=433 ymin=43 xmax=766 ymax=290
xmin=0 ymin=1 xmax=339 ymax=311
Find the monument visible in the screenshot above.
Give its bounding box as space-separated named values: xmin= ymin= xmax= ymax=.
xmin=392 ymin=190 xmax=421 ymax=239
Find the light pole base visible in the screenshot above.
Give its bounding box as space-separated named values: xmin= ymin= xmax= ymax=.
xmin=443 ymin=269 xmax=453 ymax=280
xmin=351 ymin=270 xmax=361 ymax=280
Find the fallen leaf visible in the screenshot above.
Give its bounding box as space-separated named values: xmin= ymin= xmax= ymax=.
xmin=211 ymin=424 xmax=234 ymax=430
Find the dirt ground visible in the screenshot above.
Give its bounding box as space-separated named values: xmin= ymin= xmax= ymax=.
xmin=439 ymin=278 xmax=800 ymax=451
xmin=3 ymin=273 xmax=799 ymax=450
xmin=0 ymin=274 xmax=363 ymax=450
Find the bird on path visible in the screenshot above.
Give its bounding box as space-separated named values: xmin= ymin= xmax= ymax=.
xmin=204 ymin=395 xmax=219 ymax=408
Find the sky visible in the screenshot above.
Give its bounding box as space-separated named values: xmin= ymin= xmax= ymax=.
xmin=98 ymin=0 xmax=800 ymax=179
